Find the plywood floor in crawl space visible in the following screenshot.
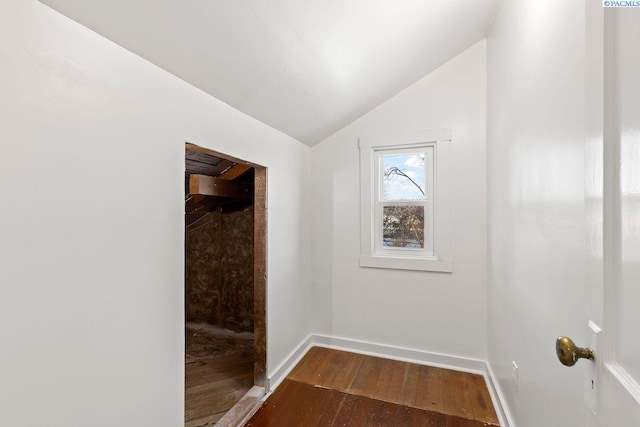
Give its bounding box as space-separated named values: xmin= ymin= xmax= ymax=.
xmin=185 ymin=323 xmax=254 ymax=427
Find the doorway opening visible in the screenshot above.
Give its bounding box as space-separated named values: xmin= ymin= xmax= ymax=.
xmin=184 ymin=143 xmax=267 ymax=426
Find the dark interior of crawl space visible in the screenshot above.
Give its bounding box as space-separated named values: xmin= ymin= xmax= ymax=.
xmin=184 ymin=145 xmax=256 ymax=426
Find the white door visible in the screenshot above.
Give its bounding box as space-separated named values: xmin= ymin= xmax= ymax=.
xmin=583 ymin=3 xmax=640 ymax=426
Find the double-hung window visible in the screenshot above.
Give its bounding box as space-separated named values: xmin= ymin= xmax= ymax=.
xmin=359 ymin=130 xmax=452 ymax=272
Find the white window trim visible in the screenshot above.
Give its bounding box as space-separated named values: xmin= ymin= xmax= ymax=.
xmin=359 ymin=129 xmax=452 ymax=272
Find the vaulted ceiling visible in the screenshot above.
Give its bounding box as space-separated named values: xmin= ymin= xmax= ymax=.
xmin=39 ymin=0 xmax=501 ymax=146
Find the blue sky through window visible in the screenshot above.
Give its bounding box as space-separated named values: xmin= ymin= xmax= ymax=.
xmin=382 ymin=153 xmax=425 ymax=200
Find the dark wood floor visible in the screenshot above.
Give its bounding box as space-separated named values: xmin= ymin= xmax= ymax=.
xmin=185 ymin=325 xmax=254 ymax=427
xmin=246 ymin=347 xmax=499 ymax=426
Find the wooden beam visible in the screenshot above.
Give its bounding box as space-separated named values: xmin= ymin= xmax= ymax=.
xmin=219 ymin=163 xmax=252 ymax=180
xmin=253 ymin=166 xmax=267 ymax=387
xmin=189 ymin=174 xmax=253 ymax=201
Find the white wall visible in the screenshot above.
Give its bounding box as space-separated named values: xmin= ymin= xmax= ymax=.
xmin=0 ymin=1 xmax=310 ymax=426
xmin=310 ymin=42 xmax=488 ymax=360
xmin=486 ymin=0 xmax=586 ymax=425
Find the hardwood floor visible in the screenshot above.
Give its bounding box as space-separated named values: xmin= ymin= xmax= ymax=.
xmin=185 ymin=325 xmax=254 ymax=427
xmin=246 ymin=347 xmax=499 ymax=426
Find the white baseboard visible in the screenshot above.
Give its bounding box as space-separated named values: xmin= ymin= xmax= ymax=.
xmin=267 ymin=334 xmax=514 ymax=427
xmin=311 ymin=334 xmax=487 ymax=375
xmin=266 ymin=334 xmax=314 ymax=391
xmin=484 ymin=362 xmax=516 ymax=427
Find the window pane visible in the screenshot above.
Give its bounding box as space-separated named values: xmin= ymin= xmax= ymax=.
xmin=382 ymin=153 xmax=425 ymax=201
xmin=383 ymin=206 xmax=424 ymax=248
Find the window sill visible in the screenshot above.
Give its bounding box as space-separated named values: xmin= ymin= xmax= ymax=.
xmin=359 ymin=255 xmax=453 ymax=273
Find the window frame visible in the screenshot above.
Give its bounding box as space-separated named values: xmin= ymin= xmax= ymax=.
xmin=374 ymin=145 xmax=434 ymax=257
xmin=359 ymin=129 xmax=452 ymax=272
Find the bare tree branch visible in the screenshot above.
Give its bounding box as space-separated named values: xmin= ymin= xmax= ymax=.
xmin=384 ymin=166 xmax=424 ymax=196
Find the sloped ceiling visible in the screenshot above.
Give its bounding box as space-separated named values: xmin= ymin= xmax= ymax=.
xmin=39 ymin=0 xmax=500 ymax=146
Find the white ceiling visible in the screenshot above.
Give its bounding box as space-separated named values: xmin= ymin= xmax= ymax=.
xmin=39 ymin=0 xmax=500 ymax=146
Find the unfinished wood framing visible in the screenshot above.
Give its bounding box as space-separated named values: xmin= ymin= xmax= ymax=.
xmin=220 ymin=163 xmax=253 ymax=180
xmin=253 ymin=166 xmax=267 ymax=387
xmin=189 ymin=174 xmax=253 ymax=201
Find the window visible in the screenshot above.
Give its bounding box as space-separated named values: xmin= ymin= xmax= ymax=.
xmin=359 ymin=130 xmax=452 ymax=272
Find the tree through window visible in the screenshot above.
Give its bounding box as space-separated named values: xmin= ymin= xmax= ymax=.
xmin=380 ymin=152 xmax=427 ymax=249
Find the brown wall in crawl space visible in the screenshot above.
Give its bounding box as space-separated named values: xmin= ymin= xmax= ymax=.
xmin=185 ymin=205 xmax=254 ymax=332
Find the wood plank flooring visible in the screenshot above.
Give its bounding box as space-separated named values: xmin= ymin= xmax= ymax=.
xmin=246 ymin=347 xmax=499 ymax=426
xmin=185 ymin=325 xmax=254 ymax=427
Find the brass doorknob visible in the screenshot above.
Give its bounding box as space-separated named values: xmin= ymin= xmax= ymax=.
xmin=556 ymin=336 xmax=595 ymax=366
